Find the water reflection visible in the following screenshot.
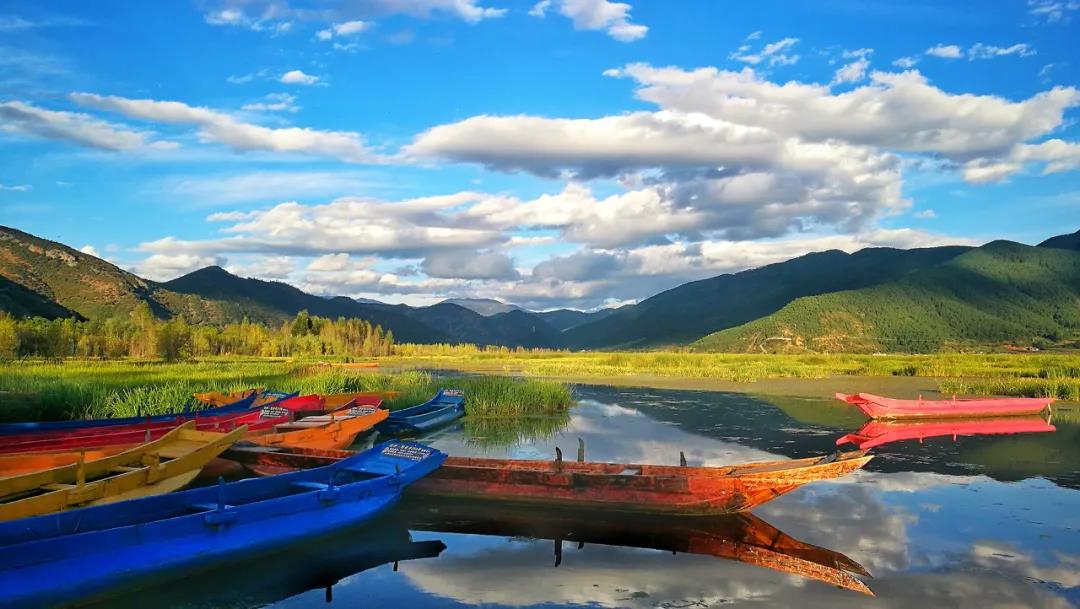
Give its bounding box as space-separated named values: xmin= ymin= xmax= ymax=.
xmin=395 ymin=499 xmax=875 ymax=594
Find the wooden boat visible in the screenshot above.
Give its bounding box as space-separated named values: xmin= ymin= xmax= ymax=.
xmin=222 ymin=444 xmax=872 ymax=516
xmin=250 ymin=405 xmax=389 ymax=450
xmin=0 ymin=447 xmax=127 ymax=477
xmin=836 ymin=416 xmax=1057 ymax=450
xmin=0 ymin=441 xmax=446 ymax=608
xmin=375 ymin=389 xmax=465 ymax=436
xmin=397 ymin=499 xmax=873 ymax=595
xmin=192 ymin=388 xmax=260 ymax=407
xmin=0 ymin=422 xmax=245 ymax=522
xmin=836 ymin=392 xmax=1052 ymax=420
xmin=0 ymin=391 xmax=261 ymax=436
xmin=0 ymin=400 xmax=302 ymax=455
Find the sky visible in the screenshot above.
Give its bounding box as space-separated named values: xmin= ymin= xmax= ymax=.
xmin=1 ymin=0 xmax=1078 ymax=311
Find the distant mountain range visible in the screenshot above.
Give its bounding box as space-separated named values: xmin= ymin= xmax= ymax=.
xmin=2 ymin=224 xmax=1078 ymax=352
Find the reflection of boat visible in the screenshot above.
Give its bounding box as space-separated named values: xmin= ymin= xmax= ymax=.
xmin=221 ymin=444 xmax=872 ymax=516
xmin=836 ymin=392 xmax=1052 ymax=419
xmin=0 ymin=423 xmax=245 ymax=521
xmin=375 ymin=389 xmax=466 ymax=436
xmin=0 ymin=441 xmax=446 ymax=608
xmin=76 ymin=519 xmax=444 ymax=609
xmin=395 ymin=499 xmax=873 ymax=595
xmin=836 ymin=416 xmax=1057 ymax=450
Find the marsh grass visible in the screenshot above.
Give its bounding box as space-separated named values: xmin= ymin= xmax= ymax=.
xmin=0 ymin=360 xmax=573 ymax=422
xmin=463 ymin=414 xmax=571 ymax=449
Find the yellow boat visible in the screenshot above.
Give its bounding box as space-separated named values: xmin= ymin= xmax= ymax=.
xmin=0 ymin=422 xmax=245 ymax=522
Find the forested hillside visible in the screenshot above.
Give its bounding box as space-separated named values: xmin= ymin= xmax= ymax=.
xmin=694 ymin=241 xmax=1080 ymax=353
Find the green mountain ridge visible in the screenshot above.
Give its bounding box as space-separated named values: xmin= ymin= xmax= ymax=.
xmin=693 ymin=240 xmax=1080 ymax=353
xmin=565 ymin=245 xmax=972 ymax=349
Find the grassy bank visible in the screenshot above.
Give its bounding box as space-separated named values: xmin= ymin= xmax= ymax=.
xmin=0 ymin=360 xmax=572 ymax=422
xmin=383 ymin=351 xmax=1080 ymax=399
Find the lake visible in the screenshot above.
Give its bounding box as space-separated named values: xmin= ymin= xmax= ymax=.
xmin=89 ymin=383 xmax=1079 ymax=609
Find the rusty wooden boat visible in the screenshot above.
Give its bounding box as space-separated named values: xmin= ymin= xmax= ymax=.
xmin=836 ymin=392 xmax=1052 ymax=420
xmin=396 ymin=499 xmax=873 ymax=595
xmin=221 ymin=444 xmax=872 ymax=515
xmin=836 ymin=416 xmax=1057 ymax=450
xmin=0 ymin=422 xmax=245 ymax=521
xmin=250 ymin=405 xmax=389 ymax=450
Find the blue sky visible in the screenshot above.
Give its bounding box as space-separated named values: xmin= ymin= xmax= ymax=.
xmin=1 ymin=0 xmax=1078 ymax=309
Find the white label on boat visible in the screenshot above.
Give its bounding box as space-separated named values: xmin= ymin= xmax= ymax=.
xmin=348 ymin=406 xmax=379 ymax=416
xmin=382 ymin=443 xmax=433 ymax=461
xmin=443 ymin=389 xmax=464 ymax=397
xmin=261 ymin=406 xmax=289 ymax=419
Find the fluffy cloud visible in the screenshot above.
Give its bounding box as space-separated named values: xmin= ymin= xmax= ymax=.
xmin=241 ymin=92 xmax=299 ymax=112
xmin=421 ymin=249 xmax=520 ymax=280
xmin=967 ymin=43 xmax=1036 ymax=60
xmin=0 ymin=100 xmax=172 ymax=151
xmin=892 ymin=56 xmax=918 ymax=68
xmin=69 ymin=92 xmax=374 ymax=162
xmin=0 ymin=183 xmax=32 ymax=191
xmin=203 ymin=0 xmax=504 ymax=33
xmin=963 ymin=139 xmax=1080 ymax=182
xmin=133 ymin=252 xmax=226 ymax=281
xmin=1028 ymin=0 xmax=1080 ymax=23
xmin=926 ymin=44 xmax=962 ymax=59
xmin=832 ymin=57 xmax=870 ymax=85
xmin=279 ymin=69 xmax=320 ymax=85
xmin=530 ymin=0 xmax=648 ymax=42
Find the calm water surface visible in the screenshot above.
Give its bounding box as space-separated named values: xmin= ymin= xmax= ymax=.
xmin=90 ymin=383 xmax=1079 ymax=609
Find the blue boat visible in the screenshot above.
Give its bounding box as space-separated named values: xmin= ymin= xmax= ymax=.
xmin=375 ymin=389 xmax=466 ymax=436
xmin=0 ymin=391 xmax=297 ymax=436
xmin=0 ymin=440 xmax=446 ymax=608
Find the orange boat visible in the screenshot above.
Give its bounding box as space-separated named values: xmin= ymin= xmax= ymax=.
xmin=0 ymin=448 xmax=128 ymax=477
xmin=248 ymin=405 xmax=388 ymax=450
xmin=836 ymin=392 xmax=1052 ymax=419
xmin=222 ymin=445 xmax=872 ymax=516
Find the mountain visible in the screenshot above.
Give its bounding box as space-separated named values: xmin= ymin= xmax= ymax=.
xmin=1039 ymin=229 xmax=1080 ymax=251
xmin=440 ymin=298 xmax=520 ymax=316
xmin=693 ymin=240 xmax=1080 ymax=353
xmin=0 ymin=226 xmax=243 ymax=324
xmin=163 ymin=266 xmax=445 ymax=343
xmin=537 ymin=307 xmax=621 ymax=332
xmin=566 ymin=245 xmax=972 ymax=349
xmin=0 ymin=276 xmax=80 ymax=320
xmin=362 ymin=302 xmax=563 ymax=348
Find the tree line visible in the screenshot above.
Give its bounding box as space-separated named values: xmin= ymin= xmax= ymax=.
xmin=0 ymin=305 xmax=394 ymax=360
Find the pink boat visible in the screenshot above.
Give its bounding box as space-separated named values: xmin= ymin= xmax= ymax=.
xmin=835 ymin=392 xmax=1053 ymax=420
xmin=836 ymin=416 xmax=1057 ymax=450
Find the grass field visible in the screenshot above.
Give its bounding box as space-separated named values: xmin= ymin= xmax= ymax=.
xmin=384 ymin=350 xmax=1080 ymax=400
xmin=0 ymin=360 xmax=572 ymax=422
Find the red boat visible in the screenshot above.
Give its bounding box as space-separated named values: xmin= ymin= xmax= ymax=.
xmin=836 ymin=392 xmax=1052 ymax=420
xmin=836 ymin=416 xmax=1057 ymax=450
xmin=223 ymin=446 xmax=873 ymax=516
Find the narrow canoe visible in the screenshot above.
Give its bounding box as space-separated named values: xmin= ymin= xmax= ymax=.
xmin=0 ymin=422 xmax=246 ymax=522
xmin=0 ymin=441 xmax=446 ymax=608
xmin=397 ymin=499 xmax=873 ymax=595
xmin=251 ymin=405 xmax=389 ymax=450
xmin=222 ymin=445 xmax=872 ymax=516
xmin=0 ymin=392 xmax=260 ymax=437
xmin=836 ymin=392 xmax=1052 ymax=420
xmin=192 ymin=388 xmax=261 ymax=407
xmin=375 ymin=389 xmax=465 ymax=436
xmin=836 ymin=416 xmax=1057 ymax=450
xmin=0 ymin=401 xmax=299 ymax=455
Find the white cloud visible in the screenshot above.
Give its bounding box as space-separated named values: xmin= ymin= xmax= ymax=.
xmin=0 ymin=183 xmax=32 ymax=191
xmin=531 ymin=0 xmax=648 ymax=42
xmin=333 ymin=20 xmax=370 ymax=36
xmin=280 ymin=69 xmax=320 ymax=85
xmin=832 ymin=57 xmax=870 ymax=85
xmin=69 ymin=92 xmax=375 ymax=162
xmin=731 ymin=37 xmax=799 ymax=66
xmin=79 ymin=245 xmax=100 ymax=257
xmin=968 ymin=43 xmax=1036 ymax=60
xmin=134 ymin=252 xmax=226 ymax=281
xmin=892 ymin=56 xmax=918 ymax=68
xmin=202 ymin=0 xmax=505 ymax=32
xmin=926 ymin=44 xmax=962 ymax=59
xmin=422 ymin=249 xmax=520 ymax=280
xmin=1028 ymin=0 xmax=1080 ymax=23
xmin=913 ymin=209 xmax=937 ymax=219
xmin=0 ymin=100 xmax=174 ymax=151
xmin=964 ymin=138 xmax=1080 ymax=182
xmin=241 ymin=92 xmax=299 ymax=113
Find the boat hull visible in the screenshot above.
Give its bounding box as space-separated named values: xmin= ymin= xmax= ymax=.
xmin=375 ymin=389 xmax=465 ymax=436
xmin=222 ymin=446 xmax=871 ymax=516
xmin=836 ymin=392 xmax=1052 ymax=420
